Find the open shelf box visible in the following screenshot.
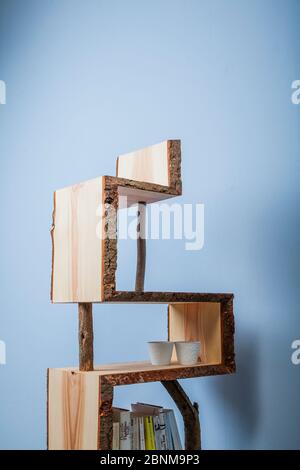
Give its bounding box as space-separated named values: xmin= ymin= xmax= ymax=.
xmin=48 ymin=297 xmax=235 ymax=449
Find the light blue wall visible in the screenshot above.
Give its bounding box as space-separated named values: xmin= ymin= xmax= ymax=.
xmin=0 ymin=0 xmax=299 ymax=449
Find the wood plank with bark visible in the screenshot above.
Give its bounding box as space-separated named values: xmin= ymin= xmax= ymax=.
xmin=78 ymin=302 xmax=94 ymax=372
xmin=135 ymin=202 xmax=146 ymax=291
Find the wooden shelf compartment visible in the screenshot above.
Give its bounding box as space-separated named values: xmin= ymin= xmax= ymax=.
xmin=47 ymin=298 xmax=235 ymax=450
xmin=47 ymin=359 xmax=233 ymax=450
xmin=51 ymin=140 xmax=181 ymax=304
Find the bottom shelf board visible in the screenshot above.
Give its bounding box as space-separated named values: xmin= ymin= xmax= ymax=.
xmin=51 ymin=360 xmax=232 ymax=385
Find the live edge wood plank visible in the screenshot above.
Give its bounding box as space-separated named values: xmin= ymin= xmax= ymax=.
xmin=49 ymin=361 xmax=234 ymax=388
xmin=98 ymin=379 xmax=114 ymax=450
xmin=105 ymin=291 xmax=233 ymax=303
xmin=100 ymin=140 xmax=181 ymax=301
xmin=48 ymin=369 xmax=100 ymax=449
xmin=101 ymin=175 xmax=181 ymax=300
xmin=94 ymin=364 xmax=234 ymax=386
xmin=48 ymin=369 xmax=114 ymax=450
xmin=116 ymin=139 xmax=181 ymax=192
xmin=135 ymin=202 xmax=146 ymax=292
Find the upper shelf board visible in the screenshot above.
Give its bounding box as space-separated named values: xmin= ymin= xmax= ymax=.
xmin=116 ymin=140 xmax=181 ymax=191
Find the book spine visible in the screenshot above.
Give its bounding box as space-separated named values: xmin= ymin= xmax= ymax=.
xmin=131 ymin=417 xmax=139 ymax=450
xmin=120 ymin=412 xmax=131 ymax=450
xmin=144 ymin=416 xmax=156 ymax=450
xmin=153 ymin=415 xmax=161 ymax=450
xmin=112 ymin=422 xmax=120 ymax=450
xmin=139 ymin=417 xmax=145 ymax=450
xmin=158 ymin=412 xmax=168 ymax=450
xmin=164 ymin=412 xmax=174 ymax=450
xmin=168 ymin=410 xmax=182 ymax=450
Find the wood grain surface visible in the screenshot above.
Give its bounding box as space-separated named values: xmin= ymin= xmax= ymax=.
xmin=117 ymin=140 xmax=170 ymax=186
xmin=48 ymin=369 xmax=100 ymax=450
xmin=51 ymin=177 xmax=103 ymax=302
xmin=168 ymin=302 xmax=222 ymax=364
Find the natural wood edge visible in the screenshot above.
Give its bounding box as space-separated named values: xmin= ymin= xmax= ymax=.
xmin=50 ymin=293 xmax=234 ymax=304
xmin=98 ymin=379 xmax=114 ymax=450
xmin=100 ymin=176 xmax=105 ymax=302
xmin=96 ymin=364 xmax=234 ymax=387
xmin=167 ymin=140 xmax=182 ymax=194
xmin=105 ymin=291 xmax=234 ymax=303
xmin=102 ymin=170 xmax=184 ymax=302
xmin=107 ymin=175 xmax=180 ymax=197
xmin=78 ymin=303 xmax=94 ymax=371
xmin=50 ymin=191 xmax=56 ymax=302
xmin=167 ymin=304 xmax=170 ymax=341
xmin=101 ymin=174 xmax=180 ymax=301
xmin=221 ymin=298 xmax=236 ymax=370
xmin=161 ymin=379 xmax=201 ymax=450
xmin=135 ymin=202 xmax=146 ymax=292
xmin=116 ymin=156 xmax=119 ymax=178
xmin=115 ymin=139 xmax=182 ymax=195
xmin=102 ymin=177 xmax=118 ymax=299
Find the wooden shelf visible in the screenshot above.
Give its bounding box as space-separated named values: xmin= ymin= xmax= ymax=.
xmin=47 ymin=359 xmax=234 ymax=450
xmin=47 ymin=296 xmax=235 ymax=449
xmin=51 ymin=291 xmax=233 ymax=305
xmin=49 ymin=359 xmax=233 ymax=387
xmin=48 ymin=140 xmax=236 ymax=450
xmin=105 ymin=291 xmax=233 ymax=303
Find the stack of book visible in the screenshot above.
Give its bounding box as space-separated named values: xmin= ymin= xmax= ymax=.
xmin=112 ymin=403 xmax=182 ymax=450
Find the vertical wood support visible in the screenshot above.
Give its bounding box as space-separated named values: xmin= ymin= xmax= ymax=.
xmin=161 ymin=379 xmax=201 ymax=450
xmin=98 ymin=379 xmax=114 ymax=450
xmin=135 ymin=202 xmax=146 ymax=291
xmin=78 ymin=302 xmax=94 ymax=371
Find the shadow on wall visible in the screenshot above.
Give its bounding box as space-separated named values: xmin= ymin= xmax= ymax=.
xmin=213 ymin=329 xmax=261 ymax=447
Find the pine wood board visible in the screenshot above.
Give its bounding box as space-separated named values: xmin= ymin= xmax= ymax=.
xmin=117 ymin=140 xmax=169 ymax=186
xmin=49 ymin=360 xmax=233 ymax=387
xmin=117 ymin=185 xmax=173 ymax=208
xmin=48 ymin=368 xmax=100 ymax=450
xmin=168 ymin=302 xmax=222 ymax=364
xmin=51 ymin=177 xmax=103 ymax=303
xmin=57 ymin=360 xmax=213 ymax=374
xmin=116 ymin=140 xmax=181 ymax=192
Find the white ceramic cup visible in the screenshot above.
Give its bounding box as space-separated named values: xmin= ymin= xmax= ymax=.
xmin=148 ymin=341 xmax=174 ymax=366
xmin=175 ymin=341 xmax=200 ymax=366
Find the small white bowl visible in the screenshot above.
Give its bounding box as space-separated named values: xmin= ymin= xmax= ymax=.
xmin=148 ymin=341 xmax=174 ymax=366
xmin=175 ymin=341 xmax=200 ymax=366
